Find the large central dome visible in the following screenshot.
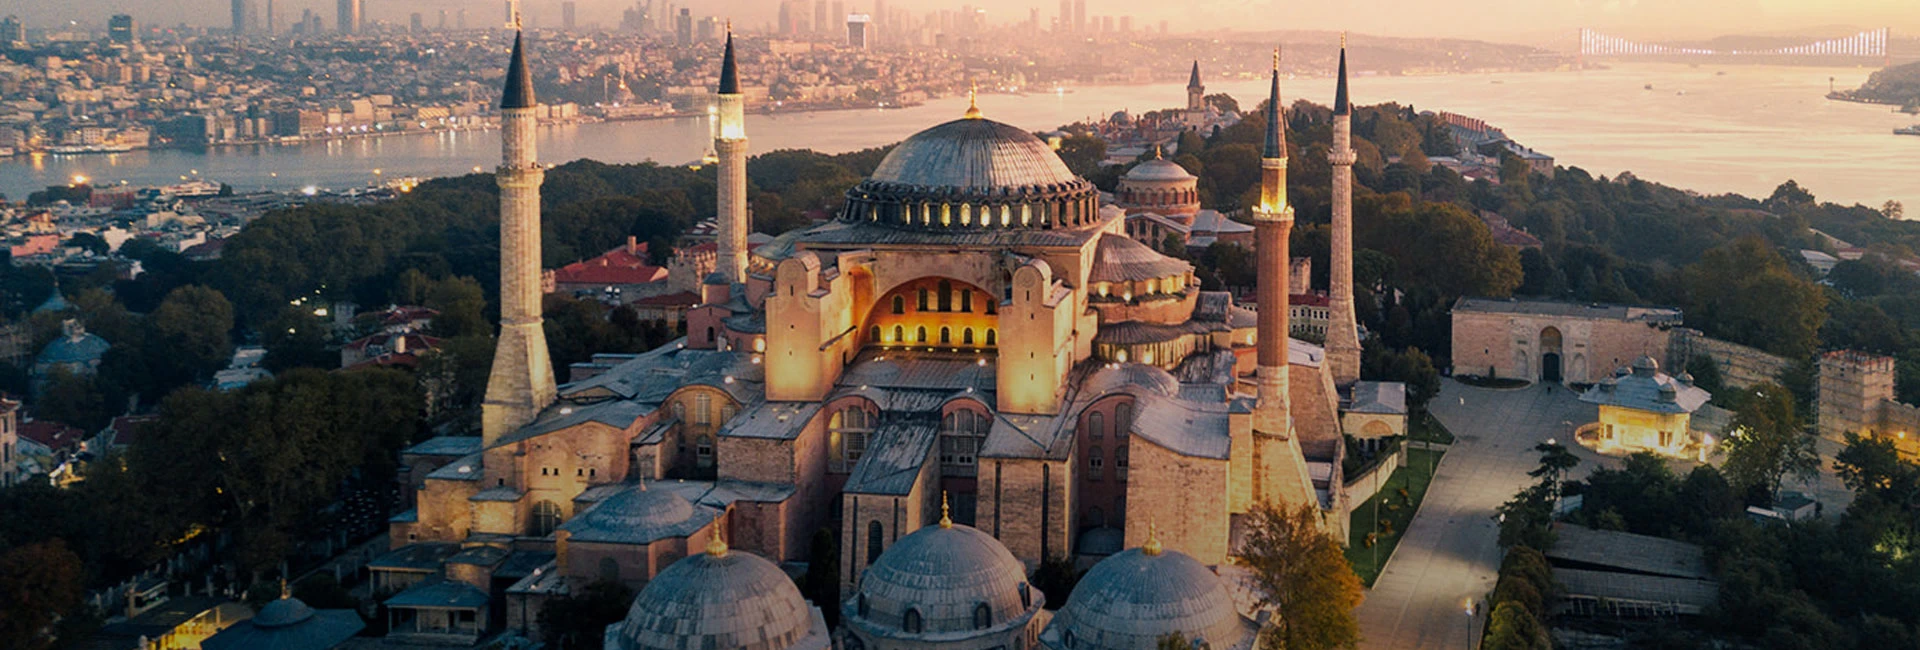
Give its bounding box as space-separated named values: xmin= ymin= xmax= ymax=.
xmin=841 ymin=115 xmax=1102 ymax=231
xmin=869 ymin=118 xmax=1082 ymax=190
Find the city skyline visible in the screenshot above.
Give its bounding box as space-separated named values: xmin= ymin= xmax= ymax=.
xmin=4 ymin=0 xmax=1918 ymax=43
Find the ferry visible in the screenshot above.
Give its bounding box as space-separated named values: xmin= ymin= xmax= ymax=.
xmin=1896 ymin=124 xmax=1920 ymax=136
xmin=46 ymin=144 xmax=133 ymax=155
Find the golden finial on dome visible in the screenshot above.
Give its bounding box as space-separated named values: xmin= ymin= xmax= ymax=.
xmin=940 ymin=491 xmax=953 ymax=528
xmin=1273 ymin=45 xmax=1282 ymax=71
xmin=1153 ymin=143 xmax=1163 ymax=159
xmin=279 ymin=577 xmax=290 ymax=600
xmin=726 ymin=19 xmax=732 ymax=36
xmin=1143 ymin=520 xmax=1163 ymax=556
xmin=706 ymin=516 xmax=730 ymax=557
xmin=964 ymin=82 xmax=983 ymax=119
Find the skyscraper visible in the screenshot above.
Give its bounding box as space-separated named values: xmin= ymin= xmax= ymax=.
xmin=484 ymin=31 xmax=559 ymax=446
xmin=676 ymin=8 xmax=692 ymax=46
xmin=410 ymin=12 xmax=424 ymax=32
xmin=562 ymin=2 xmax=576 ymax=30
xmin=813 ymin=1 xmax=827 ymax=35
xmin=714 ymin=31 xmax=749 ymax=284
xmin=1057 ymin=0 xmax=1070 ymax=32
xmin=264 ymin=0 xmax=274 ymax=34
xmin=0 ymin=16 xmax=24 ymax=46
xmin=1073 ymin=0 xmax=1085 ymax=34
xmin=231 ymin=0 xmax=257 ymax=34
xmin=336 ymin=0 xmax=360 ymax=34
xmin=108 ymin=14 xmax=136 ymax=43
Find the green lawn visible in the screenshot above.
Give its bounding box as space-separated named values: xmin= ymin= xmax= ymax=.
xmin=1346 ymin=446 xmax=1445 ymax=587
xmin=1408 ymin=412 xmax=1456 ymax=445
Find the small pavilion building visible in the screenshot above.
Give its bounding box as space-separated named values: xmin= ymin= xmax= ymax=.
xmin=1577 ymin=356 xmax=1712 ymax=459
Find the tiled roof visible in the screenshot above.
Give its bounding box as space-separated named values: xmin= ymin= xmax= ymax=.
xmin=843 ymin=421 xmax=940 ymax=495
xmin=551 ymin=242 xmax=668 ymax=286
xmin=1088 ymin=234 xmax=1192 ymax=284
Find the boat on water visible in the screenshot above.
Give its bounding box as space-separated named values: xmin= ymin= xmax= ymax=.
xmin=46 ymin=144 xmax=133 ymax=155
xmin=1896 ymin=125 xmax=1920 ymax=136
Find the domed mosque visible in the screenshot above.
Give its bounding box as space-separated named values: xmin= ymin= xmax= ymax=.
xmin=845 ymin=496 xmax=1049 ymax=650
xmin=1039 ymin=528 xmax=1260 ymax=650
xmin=604 ymin=528 xmax=831 ymax=650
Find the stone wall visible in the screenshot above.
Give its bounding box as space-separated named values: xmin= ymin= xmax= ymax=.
xmin=1666 ymin=327 xmax=1792 ymax=391
xmin=1341 ymin=444 xmax=1404 ymax=519
xmin=1450 ymin=308 xmax=1672 ymax=384
xmin=1125 ymin=437 xmax=1230 ymax=565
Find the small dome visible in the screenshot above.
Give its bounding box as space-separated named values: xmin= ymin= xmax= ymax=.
xmin=1123 ymin=159 xmax=1196 ymax=183
xmin=849 ymin=523 xmax=1040 ymax=638
xmin=608 ymin=550 xmax=827 ymax=650
xmin=1110 ymin=111 xmax=1132 ymax=125
xmin=252 ymin=597 xmax=316 ymax=628
xmin=1632 ymin=355 xmax=1659 ymax=377
xmin=868 ymin=118 xmax=1084 ymax=191
xmin=1047 ymin=547 xmax=1255 ymax=650
xmin=561 ymin=486 xmax=713 ymax=544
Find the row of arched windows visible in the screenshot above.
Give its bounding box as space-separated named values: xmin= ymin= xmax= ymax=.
xmin=1119 ymin=186 xmax=1198 ymax=206
xmin=894 ymin=281 xmax=993 ymax=315
xmin=874 ymin=324 xmax=998 ymax=347
xmin=842 ymin=195 xmax=1101 ymax=230
xmin=855 ymin=586 xmax=1019 ymax=633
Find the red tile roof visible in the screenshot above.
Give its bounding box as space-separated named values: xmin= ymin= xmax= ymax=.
xmin=552 ymin=241 xmax=668 ymax=287
xmin=630 ymin=291 xmax=702 ymax=307
xmin=19 ymin=421 xmax=84 ymax=451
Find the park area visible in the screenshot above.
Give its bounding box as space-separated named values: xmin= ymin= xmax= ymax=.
xmin=1346 ymin=415 xmax=1452 ymax=586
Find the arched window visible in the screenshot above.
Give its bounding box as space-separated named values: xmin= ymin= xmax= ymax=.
xmin=903 ymin=607 xmax=924 ymax=634
xmin=918 ymin=288 xmax=930 ymax=311
xmin=1088 ymin=446 xmax=1104 ymax=480
xmin=962 ymin=290 xmax=973 ymax=312
xmin=1089 ymin=412 xmax=1106 ymax=441
xmin=986 ymin=329 xmax=997 ymax=346
xmin=1115 ymin=403 xmax=1132 ymax=438
xmin=672 ymin=401 xmax=686 ymax=421
xmin=867 ymin=521 xmax=885 ymax=565
xmin=941 ymin=327 xmax=952 ymax=344
xmin=1019 ymin=583 xmax=1032 ymax=609
xmin=964 ymin=328 xmax=975 ymax=345
xmin=893 ymin=295 xmax=905 ymax=314
xmin=857 ymin=594 xmax=870 ymax=618
xmin=893 ymin=325 xmax=904 ymax=343
xmin=870 ymin=325 xmax=881 ymax=342
xmin=1116 ymin=447 xmax=1129 ymax=480
xmin=598 ymin=557 xmax=621 ymax=583
xmin=696 ymin=435 xmax=714 ymax=467
xmin=706 ymin=327 xmax=715 ymax=344
xmin=530 ymin=500 xmax=562 ymax=536
xmin=916 ymin=326 xmax=928 ymax=343
xmin=695 ymin=393 xmax=712 ymax=425
xmin=974 ymin=603 xmax=992 ymax=629
xmin=938 ymin=280 xmax=953 ymax=311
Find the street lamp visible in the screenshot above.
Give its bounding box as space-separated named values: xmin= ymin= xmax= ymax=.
xmin=1463 ymin=598 xmax=1477 ymax=650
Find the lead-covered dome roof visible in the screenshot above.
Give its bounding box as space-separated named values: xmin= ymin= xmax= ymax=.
xmin=607 ymin=549 xmax=829 ymax=650
xmin=848 ymin=522 xmax=1042 ymax=639
xmin=1123 ymin=159 xmax=1196 ymax=183
xmin=869 ymin=118 xmax=1083 ymax=191
xmin=1045 ymin=547 xmax=1257 ymax=650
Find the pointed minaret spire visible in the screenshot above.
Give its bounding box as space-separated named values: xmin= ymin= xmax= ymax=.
xmin=1334 ymin=33 xmax=1351 ymax=116
xmin=500 ymin=31 xmax=535 ymax=110
xmin=1185 ymin=60 xmax=1206 ymax=116
xmin=719 ymin=25 xmax=739 ymax=95
xmin=1264 ymin=47 xmax=1284 ymax=158
xmin=1187 ymin=61 xmax=1201 ymax=89
xmin=1326 ymin=33 xmax=1362 ymax=384
xmin=713 ymin=24 xmax=749 ymax=285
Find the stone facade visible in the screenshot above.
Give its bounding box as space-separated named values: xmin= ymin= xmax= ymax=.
xmin=1450 ymin=297 xmax=1681 ymax=384
xmin=1668 ymin=327 xmax=1792 ymax=391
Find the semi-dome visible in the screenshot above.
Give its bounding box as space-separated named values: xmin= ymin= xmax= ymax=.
xmin=203 ymin=595 xmax=365 ymax=650
xmin=253 ymin=596 xmax=316 ymax=627
xmin=847 ymin=518 xmax=1042 ymax=640
xmin=841 ymin=110 xmax=1103 ymax=231
xmin=607 ymin=546 xmax=830 ymax=650
xmin=1043 ymin=545 xmax=1257 ymax=650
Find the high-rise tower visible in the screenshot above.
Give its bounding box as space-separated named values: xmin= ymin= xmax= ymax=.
xmin=482 ymin=32 xmax=558 ymax=446
xmin=336 ymin=0 xmax=361 ymax=34
xmin=1252 ymin=49 xmax=1316 ymax=509
xmin=714 ymin=29 xmax=749 ymax=284
xmin=1326 ymin=35 xmax=1362 ymax=385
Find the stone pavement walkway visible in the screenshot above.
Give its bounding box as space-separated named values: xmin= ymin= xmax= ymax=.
xmin=1355 ymin=380 xmax=1595 ymax=650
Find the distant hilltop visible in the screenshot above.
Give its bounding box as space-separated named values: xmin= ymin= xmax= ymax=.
xmin=1837 ymin=60 xmax=1920 ymax=109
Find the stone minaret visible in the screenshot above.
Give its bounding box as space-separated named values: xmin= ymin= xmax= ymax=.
xmin=1186 ymin=61 xmax=1204 ymax=111
xmin=1326 ymin=35 xmax=1362 ymax=386
xmin=1251 ymin=50 xmax=1317 ymax=509
xmin=714 ymin=28 xmax=749 ymax=284
xmin=482 ymin=31 xmax=558 ymax=446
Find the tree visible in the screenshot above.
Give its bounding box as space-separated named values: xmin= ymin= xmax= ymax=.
xmin=1720 ymin=382 xmax=1819 ymax=504
xmin=539 ymin=580 xmax=634 ymax=650
xmin=1496 ymin=482 xmax=1557 ymax=550
xmin=1682 ymin=237 xmax=1827 ymax=359
xmin=1238 ymin=502 xmax=1363 ymax=650
xmin=1884 ymin=200 xmax=1904 ymax=221
xmin=1527 ymin=441 xmax=1579 ymax=497
xmin=1480 ymin=601 xmax=1550 ymax=650
xmin=0 ymin=539 xmax=85 ymax=650
xmin=150 ymin=285 xmax=235 ymax=387
xmin=424 ymin=275 xmax=489 ymax=339
xmin=1686 ymin=355 xmax=1726 ymax=398
xmin=34 ymin=367 xmax=107 ymax=432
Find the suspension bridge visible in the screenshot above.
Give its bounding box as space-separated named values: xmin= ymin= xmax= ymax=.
xmin=1578 ymin=28 xmax=1892 ymax=64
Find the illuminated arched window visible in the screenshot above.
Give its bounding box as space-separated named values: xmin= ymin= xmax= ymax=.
xmin=917 ymin=326 xmax=928 ymax=343
xmin=870 ymin=325 xmax=881 ymax=342
xmin=530 ymin=500 xmax=562 ymax=536
xmin=941 ymin=327 xmax=952 ymax=344
xmin=938 ymin=280 xmax=953 ymax=311
xmin=893 ymin=295 xmax=905 ymax=314
xmin=918 ymin=288 xmax=930 ymax=311
xmin=986 ymin=329 xmax=997 ymax=346
xmin=961 ymin=290 xmax=973 ymax=312
xmin=893 ymin=325 xmax=904 ymax=343
xmin=964 ymin=328 xmax=975 ymax=345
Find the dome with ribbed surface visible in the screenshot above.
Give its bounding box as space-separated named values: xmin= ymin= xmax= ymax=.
xmin=252 ymin=597 xmax=316 ymax=627
xmin=1042 ymin=548 xmax=1258 ymax=650
xmin=847 ymin=523 xmax=1042 ymax=640
xmin=560 ymin=486 xmax=719 ymax=545
xmin=606 ymin=550 xmax=830 ymax=650
xmin=869 ymin=118 xmax=1081 ymax=190
xmin=1124 ymin=159 xmax=1195 ymax=183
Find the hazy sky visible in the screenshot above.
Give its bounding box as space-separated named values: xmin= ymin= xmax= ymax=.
xmin=9 ymin=0 xmax=1917 ymax=44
